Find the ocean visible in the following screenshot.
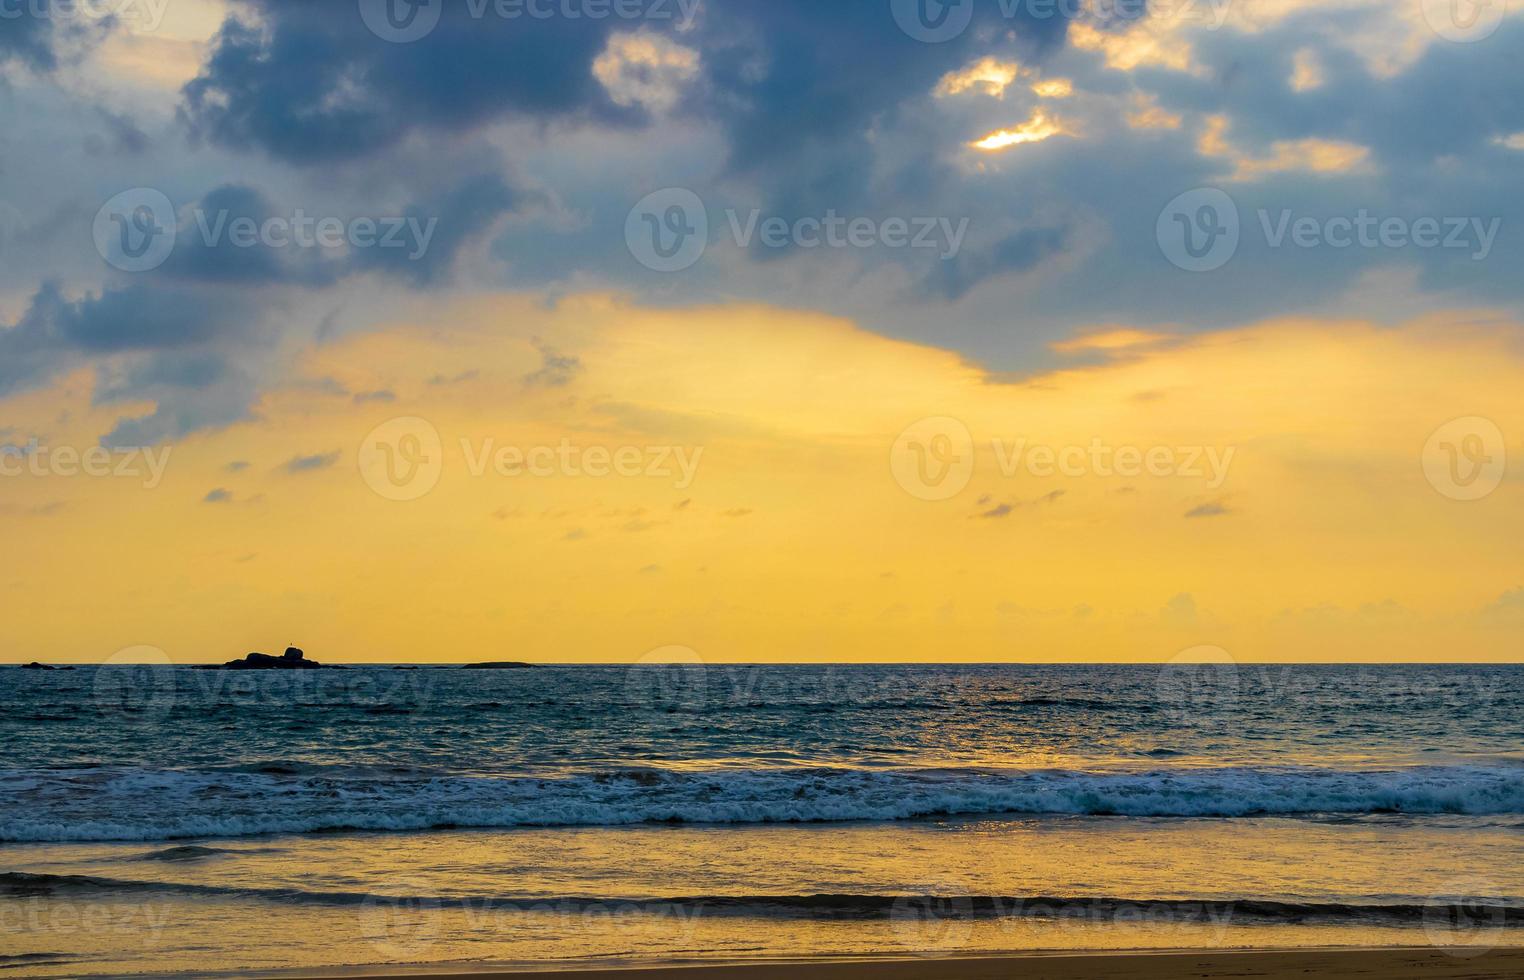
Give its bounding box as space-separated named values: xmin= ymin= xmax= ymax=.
xmin=3 ymin=663 xmax=1522 ymax=976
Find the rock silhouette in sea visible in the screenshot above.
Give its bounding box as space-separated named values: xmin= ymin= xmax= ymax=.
xmin=21 ymin=662 xmax=70 ymax=670
xmin=218 ymin=646 xmax=329 ymax=670
xmin=460 ymin=661 xmax=537 ymax=669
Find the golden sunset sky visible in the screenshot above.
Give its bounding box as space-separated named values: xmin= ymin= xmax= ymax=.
xmin=2 ymin=0 xmax=1521 ymax=663
xmin=5 ymin=294 xmax=1519 ymax=663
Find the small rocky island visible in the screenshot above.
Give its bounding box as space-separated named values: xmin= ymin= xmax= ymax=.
xmin=21 ymin=662 xmax=72 ymax=671
xmin=215 ymin=646 xmax=335 ymax=670
xmin=460 ymin=661 xmax=537 ymax=669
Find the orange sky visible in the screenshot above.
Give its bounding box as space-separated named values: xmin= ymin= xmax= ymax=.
xmin=3 ymin=294 xmax=1519 ymax=663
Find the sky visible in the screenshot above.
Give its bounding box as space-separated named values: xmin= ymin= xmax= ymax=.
xmin=0 ymin=0 xmax=1520 ymax=664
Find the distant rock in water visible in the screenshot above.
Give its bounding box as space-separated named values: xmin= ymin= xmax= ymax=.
xmin=217 ymin=646 xmax=332 ymax=670
xmin=21 ymin=662 xmax=71 ymax=671
xmin=460 ymin=661 xmax=537 ymax=669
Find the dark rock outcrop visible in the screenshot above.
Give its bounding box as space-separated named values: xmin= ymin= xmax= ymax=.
xmin=21 ymin=662 xmax=66 ymax=670
xmin=460 ymin=661 xmax=537 ymax=669
xmin=218 ymin=646 xmax=330 ymax=670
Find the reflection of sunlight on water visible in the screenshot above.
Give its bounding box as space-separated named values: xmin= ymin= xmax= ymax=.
xmin=8 ymin=816 xmax=1524 ymax=975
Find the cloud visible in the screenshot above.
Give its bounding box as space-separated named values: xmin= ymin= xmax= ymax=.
xmin=352 ymin=390 xmax=396 ymax=405
xmin=180 ymin=4 xmax=636 ymax=165
xmin=593 ymin=32 xmax=700 ymax=113
xmin=980 ymin=503 xmax=1015 ymax=519
xmin=522 ymin=339 xmax=583 ymax=388
xmin=429 ymin=370 xmax=479 ymax=386
xmin=1479 ymin=587 xmax=1524 ymax=624
xmin=1163 ymin=592 xmax=1198 ymax=626
xmin=1185 ymin=501 xmax=1233 ymax=518
xmin=203 ymin=488 xmax=233 ymax=503
xmin=283 ymin=450 xmax=341 ymax=473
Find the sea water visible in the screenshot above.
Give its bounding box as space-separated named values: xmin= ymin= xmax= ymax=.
xmin=2 ymin=664 xmax=1522 ymax=976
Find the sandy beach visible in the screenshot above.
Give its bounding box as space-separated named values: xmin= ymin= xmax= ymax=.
xmin=296 ymin=948 xmax=1524 ymax=980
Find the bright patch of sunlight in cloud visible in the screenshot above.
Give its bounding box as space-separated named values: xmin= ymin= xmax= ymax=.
xmin=971 ymin=111 xmax=1067 ymax=151
xmin=936 ymin=57 xmax=1021 ymax=98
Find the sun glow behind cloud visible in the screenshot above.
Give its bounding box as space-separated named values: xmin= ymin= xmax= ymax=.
xmin=971 ymin=111 xmax=1067 ymax=151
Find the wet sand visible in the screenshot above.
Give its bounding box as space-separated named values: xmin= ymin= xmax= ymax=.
xmin=293 ymin=946 xmax=1524 ymax=980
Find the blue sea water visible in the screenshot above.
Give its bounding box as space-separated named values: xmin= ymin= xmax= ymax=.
xmin=3 ymin=663 xmax=1523 ymax=976
xmin=3 ymin=663 xmax=1522 ymax=840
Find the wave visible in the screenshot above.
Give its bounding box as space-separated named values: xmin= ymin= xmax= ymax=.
xmin=3 ymin=873 xmax=1521 ymax=927
xmin=3 ymin=764 xmax=1523 ymax=843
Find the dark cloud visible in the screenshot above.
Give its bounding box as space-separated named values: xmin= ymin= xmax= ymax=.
xmin=180 ymin=2 xmax=634 ymax=165
xmin=0 ymin=282 xmax=252 ymax=399
xmin=348 ymin=173 xmax=521 ymax=286
xmin=1185 ymin=501 xmax=1233 ymax=519
xmin=923 ymin=226 xmax=1068 ymax=301
xmin=429 ymin=370 xmax=479 ymax=386
xmin=283 ymin=450 xmax=342 ymax=473
xmin=204 ymin=488 xmax=233 ymax=503
xmin=0 ymin=1 xmax=110 ymax=72
xmin=692 ymin=3 xmax=1068 ymax=215
xmin=522 ymin=339 xmax=583 ymax=387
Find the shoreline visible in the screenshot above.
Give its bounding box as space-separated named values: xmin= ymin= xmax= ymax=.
xmin=240 ymin=947 xmax=1524 ymax=980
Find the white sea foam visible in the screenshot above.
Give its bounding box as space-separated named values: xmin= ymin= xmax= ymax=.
xmin=3 ymin=764 xmax=1523 ymax=842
